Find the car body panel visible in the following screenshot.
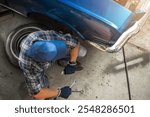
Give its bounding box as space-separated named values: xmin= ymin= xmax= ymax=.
xmin=58 ymin=0 xmax=133 ymax=33
xmin=1 ymin=0 xmax=145 ymax=52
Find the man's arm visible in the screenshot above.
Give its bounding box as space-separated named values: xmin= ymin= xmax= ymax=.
xmin=33 ymin=86 xmax=72 ymax=99
xmin=33 ymin=87 xmax=59 ymax=99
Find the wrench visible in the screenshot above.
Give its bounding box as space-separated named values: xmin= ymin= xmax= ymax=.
xmin=72 ymin=90 xmax=84 ymax=94
xmin=70 ymin=80 xmax=84 ymax=94
xmin=70 ymin=80 xmax=77 ymax=88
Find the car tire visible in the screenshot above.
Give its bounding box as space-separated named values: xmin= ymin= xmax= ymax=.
xmin=5 ymin=23 xmax=50 ymax=66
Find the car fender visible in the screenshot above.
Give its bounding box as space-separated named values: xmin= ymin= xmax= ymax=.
xmin=28 ymin=11 xmax=85 ymax=40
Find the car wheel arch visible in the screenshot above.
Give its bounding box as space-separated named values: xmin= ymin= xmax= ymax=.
xmin=28 ymin=12 xmax=85 ymax=40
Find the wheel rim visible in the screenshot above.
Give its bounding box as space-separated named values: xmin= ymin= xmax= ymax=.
xmin=10 ymin=26 xmax=43 ymax=60
xmin=15 ymin=32 xmax=29 ymax=55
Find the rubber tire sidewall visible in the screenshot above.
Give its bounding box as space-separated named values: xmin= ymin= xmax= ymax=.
xmin=5 ymin=24 xmax=50 ymax=66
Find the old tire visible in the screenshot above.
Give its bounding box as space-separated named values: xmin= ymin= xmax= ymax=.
xmin=5 ymin=23 xmax=50 ymax=66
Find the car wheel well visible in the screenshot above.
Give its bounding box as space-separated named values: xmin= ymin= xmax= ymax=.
xmin=28 ymin=12 xmax=85 ymax=39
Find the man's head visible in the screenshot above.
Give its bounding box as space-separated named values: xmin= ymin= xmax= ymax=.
xmin=26 ymin=40 xmax=67 ymax=62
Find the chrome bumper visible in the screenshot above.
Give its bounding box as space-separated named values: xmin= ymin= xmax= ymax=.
xmin=88 ymin=1 xmax=150 ymax=53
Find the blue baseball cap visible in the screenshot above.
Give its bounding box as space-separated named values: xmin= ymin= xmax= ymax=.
xmin=26 ymin=40 xmax=67 ymax=62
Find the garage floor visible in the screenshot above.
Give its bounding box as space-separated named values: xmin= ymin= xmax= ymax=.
xmin=0 ymin=13 xmax=149 ymax=100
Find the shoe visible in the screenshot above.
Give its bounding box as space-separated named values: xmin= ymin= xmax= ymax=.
xmin=57 ymin=60 xmax=83 ymax=71
xmin=75 ymin=61 xmax=84 ymax=71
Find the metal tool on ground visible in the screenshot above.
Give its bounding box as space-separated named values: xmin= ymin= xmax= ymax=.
xmin=70 ymin=80 xmax=84 ymax=94
xmin=72 ymin=90 xmax=84 ymax=94
xmin=61 ymin=71 xmax=64 ymax=75
xmin=70 ymin=79 xmax=77 ymax=88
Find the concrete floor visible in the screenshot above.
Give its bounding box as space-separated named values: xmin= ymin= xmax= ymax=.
xmin=0 ymin=13 xmax=149 ymax=100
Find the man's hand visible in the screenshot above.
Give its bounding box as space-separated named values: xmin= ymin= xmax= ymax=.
xmin=59 ymin=86 xmax=72 ymax=99
xmin=64 ymin=62 xmax=76 ymax=74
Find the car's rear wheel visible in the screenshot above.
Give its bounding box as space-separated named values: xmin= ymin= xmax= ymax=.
xmin=5 ymin=23 xmax=50 ymax=66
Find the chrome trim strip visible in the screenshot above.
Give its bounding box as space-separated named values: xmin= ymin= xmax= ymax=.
xmin=106 ymin=1 xmax=150 ymax=52
xmin=0 ymin=3 xmax=27 ymax=17
xmin=88 ymin=1 xmax=150 ymax=53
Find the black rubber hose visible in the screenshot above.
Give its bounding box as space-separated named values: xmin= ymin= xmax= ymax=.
xmin=122 ymin=47 xmax=132 ymax=100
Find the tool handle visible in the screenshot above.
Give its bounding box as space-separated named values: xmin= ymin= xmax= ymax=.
xmin=70 ymin=80 xmax=76 ymax=88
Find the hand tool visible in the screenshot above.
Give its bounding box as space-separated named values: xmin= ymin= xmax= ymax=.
xmin=70 ymin=79 xmax=76 ymax=88
xmin=54 ymin=79 xmax=77 ymax=100
xmin=70 ymin=80 xmax=84 ymax=94
xmin=72 ymin=90 xmax=84 ymax=94
xmin=61 ymin=71 xmax=64 ymax=75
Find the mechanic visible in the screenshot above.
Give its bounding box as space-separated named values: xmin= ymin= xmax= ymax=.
xmin=18 ymin=30 xmax=87 ymax=100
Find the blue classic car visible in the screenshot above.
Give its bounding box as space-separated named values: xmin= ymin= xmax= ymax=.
xmin=0 ymin=0 xmax=150 ymax=65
